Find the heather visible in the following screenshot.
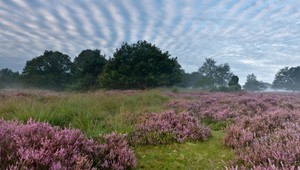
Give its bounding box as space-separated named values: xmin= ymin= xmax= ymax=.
xmin=2 ymin=89 xmax=299 ymax=169
xmin=166 ymin=91 xmax=300 ymax=169
xmin=223 ymin=110 xmax=300 ymax=148
xmin=0 ymin=119 xmax=136 ymax=169
xmin=167 ymin=92 xmax=300 ymax=121
xmin=129 ymin=111 xmax=211 ymax=145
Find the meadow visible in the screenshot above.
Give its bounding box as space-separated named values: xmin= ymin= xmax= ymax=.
xmin=0 ymin=89 xmax=299 ymax=169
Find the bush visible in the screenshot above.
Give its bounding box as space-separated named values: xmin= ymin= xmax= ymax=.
xmin=0 ymin=119 xmax=136 ymax=170
xmin=129 ymin=111 xmax=211 ymax=145
xmin=98 ymin=132 xmax=137 ymax=170
xmin=235 ymin=122 xmax=300 ymax=169
xmin=223 ymin=110 xmax=299 ymax=148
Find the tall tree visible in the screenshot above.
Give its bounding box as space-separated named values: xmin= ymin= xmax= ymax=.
xmin=22 ymin=50 xmax=72 ymax=90
xmin=0 ymin=68 xmax=20 ymax=89
xmin=99 ymin=40 xmax=183 ymax=89
xmin=177 ymin=72 xmax=202 ymax=88
xmin=72 ymin=49 xmax=107 ymax=90
xmin=272 ymin=66 xmax=300 ymax=91
xmin=243 ymin=73 xmax=266 ymax=91
xmin=228 ymin=75 xmax=241 ymax=91
xmin=197 ymin=58 xmax=233 ymax=89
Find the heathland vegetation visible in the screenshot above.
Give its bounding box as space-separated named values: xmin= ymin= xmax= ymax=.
xmin=1 ymin=40 xmax=300 ymax=169
xmin=1 ymin=90 xmax=300 ymax=169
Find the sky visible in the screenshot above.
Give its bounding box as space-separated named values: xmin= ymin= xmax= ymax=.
xmin=1 ymin=0 xmax=300 ymax=85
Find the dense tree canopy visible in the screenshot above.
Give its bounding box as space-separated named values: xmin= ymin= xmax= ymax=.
xmin=272 ymin=66 xmax=300 ymax=91
xmin=197 ymin=58 xmax=233 ymax=89
xmin=71 ymin=49 xmax=107 ymax=90
xmin=5 ymin=40 xmax=297 ymax=92
xmin=177 ymin=72 xmax=202 ymax=88
xmin=0 ymin=68 xmax=20 ymax=89
xmin=22 ymin=51 xmax=72 ymax=90
xmin=243 ymin=73 xmax=266 ymax=91
xmin=228 ymin=75 xmax=241 ymax=91
xmin=99 ymin=40 xmax=183 ymax=89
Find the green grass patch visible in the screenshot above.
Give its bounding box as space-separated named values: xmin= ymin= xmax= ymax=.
xmin=0 ymin=90 xmax=169 ymax=137
xmin=202 ymin=117 xmax=233 ymax=131
xmin=134 ymin=131 xmax=234 ymax=170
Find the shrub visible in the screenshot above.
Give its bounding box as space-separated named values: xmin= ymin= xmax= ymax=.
xmin=223 ymin=110 xmax=299 ymax=148
xmin=235 ymin=122 xmax=300 ymax=169
xmin=167 ymin=92 xmax=300 ymax=121
xmin=98 ymin=132 xmax=137 ymax=170
xmin=129 ymin=111 xmax=211 ymax=145
xmin=0 ymin=119 xmax=136 ymax=170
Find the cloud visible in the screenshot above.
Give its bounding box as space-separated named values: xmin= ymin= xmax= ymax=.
xmin=0 ymin=0 xmax=300 ymax=84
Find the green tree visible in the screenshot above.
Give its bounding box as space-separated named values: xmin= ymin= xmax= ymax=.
xmin=197 ymin=58 xmax=233 ymax=89
xmin=71 ymin=49 xmax=107 ymax=90
xmin=22 ymin=50 xmax=72 ymax=90
xmin=0 ymin=68 xmax=20 ymax=89
xmin=99 ymin=40 xmax=183 ymax=89
xmin=272 ymin=66 xmax=300 ymax=91
xmin=177 ymin=72 xmax=202 ymax=88
xmin=243 ymin=73 xmax=266 ymax=91
xmin=228 ymin=75 xmax=241 ymax=91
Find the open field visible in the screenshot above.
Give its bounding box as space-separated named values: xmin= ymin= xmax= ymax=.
xmin=0 ymin=89 xmax=300 ymax=169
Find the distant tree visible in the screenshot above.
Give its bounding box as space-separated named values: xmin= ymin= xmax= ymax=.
xmin=272 ymin=66 xmax=300 ymax=91
xmin=196 ymin=58 xmax=233 ymax=89
xmin=0 ymin=68 xmax=20 ymax=89
xmin=99 ymin=40 xmax=183 ymax=89
xmin=177 ymin=72 xmax=202 ymax=88
xmin=71 ymin=49 xmax=107 ymax=90
xmin=243 ymin=73 xmax=266 ymax=91
xmin=22 ymin=50 xmax=72 ymax=90
xmin=228 ymin=75 xmax=241 ymax=91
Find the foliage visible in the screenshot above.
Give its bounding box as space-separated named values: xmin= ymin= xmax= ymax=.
xmin=0 ymin=68 xmax=20 ymax=89
xmin=243 ymin=73 xmax=266 ymax=91
xmin=71 ymin=49 xmax=107 ymax=90
xmin=22 ymin=50 xmax=72 ymax=90
xmin=129 ymin=111 xmax=211 ymax=145
xmin=99 ymin=40 xmax=183 ymax=89
xmin=177 ymin=71 xmax=202 ymax=88
xmin=228 ymin=75 xmax=241 ymax=91
xmin=272 ymin=66 xmax=300 ymax=91
xmin=0 ymin=119 xmax=136 ymax=170
xmin=197 ymin=58 xmax=233 ymax=89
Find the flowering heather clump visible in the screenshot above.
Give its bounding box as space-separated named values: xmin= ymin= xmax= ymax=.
xmin=99 ymin=132 xmax=137 ymax=170
xmin=129 ymin=111 xmax=211 ymax=145
xmin=0 ymin=120 xmax=20 ymax=168
xmin=166 ymin=91 xmax=300 ymax=168
xmin=167 ymin=92 xmax=300 ymax=121
xmin=0 ymin=119 xmax=136 ymax=170
xmin=234 ymin=121 xmax=300 ymax=169
xmin=223 ymin=110 xmax=300 ymax=148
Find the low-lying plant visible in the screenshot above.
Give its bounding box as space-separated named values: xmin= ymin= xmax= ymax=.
xmin=129 ymin=111 xmax=211 ymax=145
xmin=0 ymin=119 xmax=136 ymax=170
xmin=223 ymin=110 xmax=300 ymax=149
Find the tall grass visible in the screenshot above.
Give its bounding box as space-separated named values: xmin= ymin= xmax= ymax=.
xmin=0 ymin=90 xmax=169 ymax=137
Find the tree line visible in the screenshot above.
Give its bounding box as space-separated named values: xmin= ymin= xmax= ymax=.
xmin=0 ymin=40 xmax=299 ymax=91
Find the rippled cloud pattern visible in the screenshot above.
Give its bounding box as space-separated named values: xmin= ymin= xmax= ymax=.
xmin=1 ymin=0 xmax=300 ymax=83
